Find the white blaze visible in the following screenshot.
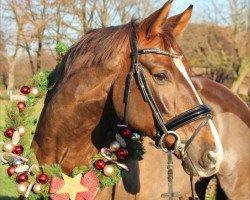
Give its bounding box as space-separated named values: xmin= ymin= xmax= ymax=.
xmin=172 ymin=49 xmax=223 ymax=173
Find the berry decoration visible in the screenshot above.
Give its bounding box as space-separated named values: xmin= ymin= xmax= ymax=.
xmin=7 ymin=166 xmax=16 ymax=176
xmin=4 ymin=128 xmax=16 ymax=138
xmin=37 ymin=173 xmax=49 ymax=184
xmin=94 ymin=159 xmax=106 ymax=170
xmin=17 ymin=102 xmax=26 ymax=111
xmin=120 ymin=128 xmax=132 ymax=138
xmin=117 ymin=148 xmax=128 ymax=159
xmin=17 ymin=173 xmax=28 ymax=183
xmin=20 ymin=86 xmax=31 ymax=94
xmin=12 ymin=145 xmax=24 ymax=155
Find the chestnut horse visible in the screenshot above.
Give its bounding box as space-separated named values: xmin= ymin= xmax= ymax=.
xmin=191 ymin=77 xmax=249 ymax=200
xmin=139 ymin=76 xmax=250 ymax=200
xmin=32 ymin=1 xmax=226 ymax=199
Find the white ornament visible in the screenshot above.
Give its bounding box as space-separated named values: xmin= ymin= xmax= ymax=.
xmin=15 ymin=165 xmax=29 ymax=173
xmin=12 ymin=131 xmax=21 ymax=145
xmin=115 ymin=134 xmax=126 ymax=148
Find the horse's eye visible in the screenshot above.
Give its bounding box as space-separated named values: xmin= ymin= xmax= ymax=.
xmin=153 ymin=73 xmax=170 ymax=83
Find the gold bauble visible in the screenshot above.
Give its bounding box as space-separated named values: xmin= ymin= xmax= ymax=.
xmin=3 ymin=142 xmax=14 ymax=153
xmin=33 ymin=183 xmax=43 ymax=194
xmin=17 ymin=183 xmax=27 ymax=195
xmin=103 ymin=165 xmax=115 ymax=176
xmin=31 ymin=87 xmax=40 ymax=97
xmin=17 ymin=126 xmax=26 ymax=137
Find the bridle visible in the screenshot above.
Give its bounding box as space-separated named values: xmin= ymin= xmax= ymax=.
xmin=124 ymin=21 xmax=212 ymax=155
xmin=123 ymin=21 xmax=212 ymax=199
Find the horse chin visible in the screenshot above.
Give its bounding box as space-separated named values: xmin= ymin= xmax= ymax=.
xmin=182 ymin=157 xmax=218 ymax=177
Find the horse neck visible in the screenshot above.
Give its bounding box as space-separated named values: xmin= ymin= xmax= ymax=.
xmin=33 ymin=69 xmax=120 ymax=174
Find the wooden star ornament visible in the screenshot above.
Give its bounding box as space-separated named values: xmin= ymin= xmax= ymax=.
xmin=56 ymin=173 xmax=88 ymax=200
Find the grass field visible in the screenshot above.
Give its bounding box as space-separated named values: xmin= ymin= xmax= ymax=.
xmin=0 ymin=98 xmax=44 ymax=199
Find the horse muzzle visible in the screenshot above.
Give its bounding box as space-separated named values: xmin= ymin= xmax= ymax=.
xmin=156 ymin=105 xmax=222 ymax=177
xmin=181 ymin=148 xmax=220 ymax=177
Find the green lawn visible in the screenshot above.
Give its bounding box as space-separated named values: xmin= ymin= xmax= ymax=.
xmin=0 ymin=98 xmax=44 ymax=199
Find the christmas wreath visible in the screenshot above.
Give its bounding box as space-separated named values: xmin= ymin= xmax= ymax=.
xmin=0 ymin=71 xmax=145 ymax=200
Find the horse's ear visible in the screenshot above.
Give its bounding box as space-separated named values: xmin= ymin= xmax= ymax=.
xmin=166 ymin=5 xmax=193 ymax=37
xmin=139 ymin=0 xmax=173 ymax=38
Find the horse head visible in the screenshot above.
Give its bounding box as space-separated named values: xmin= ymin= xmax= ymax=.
xmin=33 ymin=0 xmax=223 ymax=177
xmin=112 ymin=1 xmax=223 ymax=177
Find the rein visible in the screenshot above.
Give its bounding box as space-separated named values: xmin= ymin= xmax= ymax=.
xmin=123 ymin=22 xmax=212 ymax=199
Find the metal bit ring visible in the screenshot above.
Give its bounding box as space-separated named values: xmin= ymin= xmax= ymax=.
xmin=159 ymin=131 xmax=181 ymax=153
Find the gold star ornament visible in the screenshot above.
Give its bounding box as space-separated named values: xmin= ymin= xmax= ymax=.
xmin=57 ymin=173 xmax=88 ymax=200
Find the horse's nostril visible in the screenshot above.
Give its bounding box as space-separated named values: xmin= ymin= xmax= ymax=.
xmin=199 ymin=150 xmax=217 ymax=169
xmin=207 ymin=150 xmax=217 ymax=164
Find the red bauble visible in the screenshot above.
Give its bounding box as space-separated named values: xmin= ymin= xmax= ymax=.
xmin=20 ymin=86 xmax=31 ymax=95
xmin=117 ymin=149 xmax=128 ymax=159
xmin=120 ymin=128 xmax=132 ymax=138
xmin=17 ymin=173 xmax=28 ymax=183
xmin=12 ymin=145 xmax=24 ymax=155
xmin=37 ymin=173 xmax=49 ymax=184
xmin=94 ymin=159 xmax=106 ymax=170
xmin=4 ymin=128 xmax=16 ymax=138
xmin=7 ymin=166 xmax=16 ymax=176
xmin=17 ymin=102 xmax=26 ymax=111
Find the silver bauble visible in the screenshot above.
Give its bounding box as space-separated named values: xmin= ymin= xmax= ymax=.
xmin=131 ymin=132 xmax=141 ymax=141
xmin=109 ymin=141 xmax=121 ymax=152
xmin=13 ymin=159 xmax=23 ymax=166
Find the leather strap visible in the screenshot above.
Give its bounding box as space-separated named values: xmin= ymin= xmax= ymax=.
xmin=125 ymin=21 xmax=212 ymax=147
xmin=165 ymin=105 xmax=211 ymax=131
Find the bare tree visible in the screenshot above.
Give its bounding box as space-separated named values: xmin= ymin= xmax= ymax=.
xmin=181 ymin=0 xmax=249 ymax=94
xmin=0 ymin=0 xmax=159 ymax=90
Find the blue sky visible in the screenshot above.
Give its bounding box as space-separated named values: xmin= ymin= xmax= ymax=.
xmin=161 ymin=0 xmax=231 ymax=24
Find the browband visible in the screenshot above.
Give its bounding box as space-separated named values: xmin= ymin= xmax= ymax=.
xmin=138 ymin=48 xmax=183 ymax=59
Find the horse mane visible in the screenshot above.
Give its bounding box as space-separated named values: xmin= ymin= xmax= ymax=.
xmin=45 ymin=22 xmax=133 ymax=103
xmin=46 ymin=20 xmax=177 ymax=102
xmin=59 ymin=23 xmax=133 ymax=83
